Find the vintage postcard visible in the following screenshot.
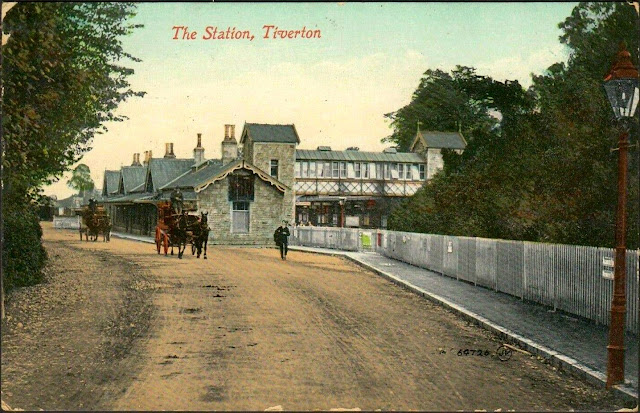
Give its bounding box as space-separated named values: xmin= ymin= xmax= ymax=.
xmin=1 ymin=2 xmax=639 ymax=411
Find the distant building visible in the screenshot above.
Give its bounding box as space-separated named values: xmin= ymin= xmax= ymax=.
xmin=409 ymin=130 xmax=467 ymax=180
xmin=294 ymin=130 xmax=466 ymax=228
xmin=54 ymin=189 xmax=102 ymax=217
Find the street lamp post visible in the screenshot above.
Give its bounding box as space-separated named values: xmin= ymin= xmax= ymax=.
xmin=603 ymin=41 xmax=639 ymax=388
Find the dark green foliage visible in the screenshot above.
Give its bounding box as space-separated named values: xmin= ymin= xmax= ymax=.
xmin=67 ymin=164 xmax=95 ymax=197
xmin=383 ymin=67 xmax=500 ymax=152
xmin=2 ymin=205 xmax=48 ymax=292
xmin=388 ymin=2 xmax=639 ymax=248
xmin=2 ymin=2 xmax=143 ymax=290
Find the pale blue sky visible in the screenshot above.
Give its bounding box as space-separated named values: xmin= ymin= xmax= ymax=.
xmin=45 ymin=2 xmax=578 ymax=198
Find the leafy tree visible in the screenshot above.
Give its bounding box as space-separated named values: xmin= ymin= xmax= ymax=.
xmin=1 ymin=3 xmax=144 ymax=299
xmin=67 ymin=164 xmax=95 ymax=198
xmin=383 ymin=67 xmax=500 ymax=152
xmin=2 ymin=2 xmax=144 ymax=205
xmin=389 ymin=2 xmax=639 ymax=248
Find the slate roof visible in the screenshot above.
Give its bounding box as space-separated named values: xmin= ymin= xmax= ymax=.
xmin=56 ymin=189 xmax=103 ymax=208
xmin=107 ymin=192 xmax=151 ymax=204
xmin=121 ymin=166 xmax=146 ymax=193
xmin=417 ymin=131 xmax=467 ymax=150
xmin=152 ymin=190 xmax=199 ymax=202
xmin=160 ymin=159 xmax=225 ymax=190
xmin=240 ymin=123 xmax=300 ymax=144
xmin=296 ymin=149 xmax=424 ymax=163
xmin=147 ymin=158 xmax=195 ymax=192
xmin=103 ymin=170 xmax=120 ymax=196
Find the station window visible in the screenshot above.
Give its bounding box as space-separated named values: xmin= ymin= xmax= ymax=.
xmin=270 ymin=159 xmax=279 ymax=178
xmin=419 ymin=164 xmax=426 ymax=180
xmin=232 ymin=201 xmax=249 ymax=233
xmin=332 ymin=162 xmax=339 ymax=178
xmin=228 ymin=174 xmax=254 ymax=201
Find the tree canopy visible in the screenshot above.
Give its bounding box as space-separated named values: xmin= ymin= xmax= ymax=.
xmin=388 ymin=2 xmax=639 ymax=248
xmin=2 ymin=2 xmax=144 ymax=205
xmin=1 ymin=2 xmax=144 ymax=298
xmin=67 ymin=164 xmax=95 ymax=196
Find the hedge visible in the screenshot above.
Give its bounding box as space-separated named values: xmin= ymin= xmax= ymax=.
xmin=2 ymin=203 xmax=48 ymax=292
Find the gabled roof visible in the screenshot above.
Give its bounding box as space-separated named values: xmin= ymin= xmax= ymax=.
xmin=146 ymin=158 xmax=195 ymax=192
xmin=239 ymin=123 xmax=300 ymax=144
xmin=411 ymin=131 xmax=467 ymax=151
xmin=103 ymin=170 xmax=120 ymax=196
xmin=184 ymin=159 xmax=288 ymax=193
xmin=157 ymin=158 xmax=287 ymax=193
xmin=106 ymin=191 xmax=151 ymax=204
xmin=56 ymin=189 xmax=103 ymax=208
xmin=121 ymin=166 xmax=146 ymax=193
xmin=160 ymin=159 xmax=225 ymax=190
xmin=296 ymin=149 xmax=424 ymax=163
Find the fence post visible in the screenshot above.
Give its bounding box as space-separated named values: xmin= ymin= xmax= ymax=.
xmin=522 ymin=242 xmax=527 ymax=300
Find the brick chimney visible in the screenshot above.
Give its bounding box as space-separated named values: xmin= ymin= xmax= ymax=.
xmin=164 ymin=143 xmax=176 ymax=159
xmin=143 ymin=150 xmax=153 ymax=165
xmin=131 ymin=153 xmax=142 ymax=166
xmin=221 ymin=124 xmax=238 ymax=165
xmin=193 ymin=133 xmax=205 ymax=165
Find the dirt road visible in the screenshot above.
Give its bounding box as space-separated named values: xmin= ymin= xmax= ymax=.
xmin=1 ymin=223 xmax=631 ymax=410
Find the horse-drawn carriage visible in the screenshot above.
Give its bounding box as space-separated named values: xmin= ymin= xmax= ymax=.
xmin=79 ymin=200 xmax=111 ymax=242
xmin=154 ymin=198 xmax=209 ymax=259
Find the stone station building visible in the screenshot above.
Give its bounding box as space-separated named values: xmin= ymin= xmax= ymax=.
xmin=102 ymin=123 xmax=296 ymax=245
xmin=101 ymin=124 xmax=465 ymax=243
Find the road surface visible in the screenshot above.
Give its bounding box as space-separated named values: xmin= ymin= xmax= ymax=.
xmin=0 ymin=223 xmax=631 ymax=410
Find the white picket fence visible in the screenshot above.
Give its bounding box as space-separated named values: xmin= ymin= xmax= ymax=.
xmin=53 ymin=215 xmax=81 ymax=230
xmin=291 ymin=227 xmax=639 ymax=335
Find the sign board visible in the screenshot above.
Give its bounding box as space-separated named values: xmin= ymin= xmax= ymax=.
xmin=345 ymin=216 xmax=359 ymax=227
xmin=361 ymin=232 xmax=372 ymax=248
xmin=447 ymin=241 xmax=453 ymax=253
xmin=602 ymin=256 xmax=614 ymax=280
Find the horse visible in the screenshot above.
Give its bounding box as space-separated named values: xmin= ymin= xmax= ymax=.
xmin=191 ymin=212 xmax=210 ymax=259
xmin=169 ymin=212 xmax=199 ymax=259
xmin=80 ymin=208 xmax=111 ymax=242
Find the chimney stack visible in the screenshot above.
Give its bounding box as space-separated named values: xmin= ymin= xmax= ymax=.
xmin=193 ymin=133 xmax=205 ymax=165
xmin=132 ymin=153 xmax=142 ymax=166
xmin=164 ymin=143 xmax=176 ymax=159
xmin=143 ymin=151 xmax=152 ymax=165
xmin=221 ymin=124 xmax=238 ymax=165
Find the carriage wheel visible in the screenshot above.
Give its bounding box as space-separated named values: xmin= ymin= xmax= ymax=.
xmin=163 ymin=233 xmax=169 ymax=256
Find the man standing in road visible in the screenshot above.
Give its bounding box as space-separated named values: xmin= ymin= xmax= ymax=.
xmin=274 ymin=221 xmax=290 ymax=260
